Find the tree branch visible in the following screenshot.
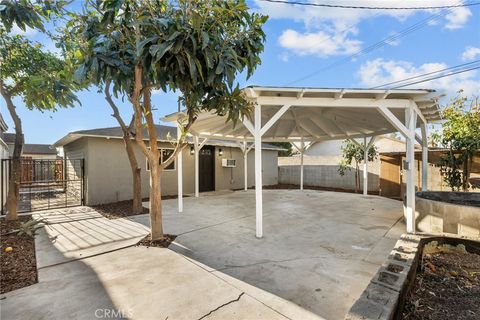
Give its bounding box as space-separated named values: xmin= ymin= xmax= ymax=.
xmin=161 ymin=110 xmax=197 ymax=169
xmin=105 ymin=80 xmax=130 ymax=134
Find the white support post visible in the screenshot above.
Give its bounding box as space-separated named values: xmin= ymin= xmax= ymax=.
xmin=363 ymin=136 xmax=368 ymax=195
xmin=405 ymin=105 xmax=416 ymax=233
xmin=243 ymin=140 xmax=248 ymax=191
xmin=254 ymin=104 xmax=263 ymax=238
xmin=194 ymin=135 xmax=200 ymax=198
xmin=420 ymin=123 xmax=428 ymax=191
xmin=177 ymin=126 xmax=183 ymax=213
xmin=300 ymin=138 xmax=304 ymax=191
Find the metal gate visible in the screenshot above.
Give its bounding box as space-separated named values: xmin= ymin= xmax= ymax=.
xmin=1 ymin=158 xmax=84 ymax=214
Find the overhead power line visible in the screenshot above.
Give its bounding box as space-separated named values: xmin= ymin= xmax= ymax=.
xmin=285 ymin=7 xmax=452 ymax=85
xmin=259 ymin=0 xmax=480 ymax=10
xmin=372 ymin=60 xmax=480 ymax=88
xmin=390 ymin=66 xmax=480 ymax=88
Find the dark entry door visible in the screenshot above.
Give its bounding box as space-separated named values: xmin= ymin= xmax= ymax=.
xmin=199 ymin=146 xmax=215 ymax=192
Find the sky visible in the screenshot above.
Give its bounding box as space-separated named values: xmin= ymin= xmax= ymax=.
xmin=1 ymin=0 xmax=479 ymax=144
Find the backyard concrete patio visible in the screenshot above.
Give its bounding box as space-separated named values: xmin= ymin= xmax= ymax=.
xmin=1 ymin=189 xmax=404 ymax=320
xmin=135 ymin=189 xmax=405 ymax=319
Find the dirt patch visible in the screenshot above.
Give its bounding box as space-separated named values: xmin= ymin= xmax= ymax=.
xmin=261 ymin=184 xmax=380 ymax=195
xmin=93 ymin=196 xmax=186 ymax=219
xmin=92 ymin=199 xmax=149 ymax=219
xmin=137 ymin=234 xmax=177 ymax=248
xmin=402 ymin=242 xmax=480 ymax=319
xmin=1 ymin=216 xmax=38 ymax=294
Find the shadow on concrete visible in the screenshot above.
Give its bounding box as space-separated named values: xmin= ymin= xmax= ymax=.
xmin=0 ymin=233 xmax=126 ymax=320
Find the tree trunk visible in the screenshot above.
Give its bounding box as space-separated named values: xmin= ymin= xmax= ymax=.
xmin=355 ymin=162 xmax=359 ymax=193
xmin=124 ymin=136 xmax=143 ymax=214
xmin=462 ymin=155 xmax=471 ymax=192
xmin=149 ymin=160 xmax=163 ymax=240
xmin=105 ymin=82 xmax=143 ymax=214
xmin=2 ymin=91 xmax=23 ymax=220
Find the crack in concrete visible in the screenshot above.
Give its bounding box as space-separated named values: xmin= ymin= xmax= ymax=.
xmin=216 ymin=254 xmax=353 ymax=271
xmin=197 ymin=292 xmax=244 ymax=320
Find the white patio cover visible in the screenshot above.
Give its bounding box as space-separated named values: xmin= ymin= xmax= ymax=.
xmin=164 ymin=86 xmax=443 ymax=238
xmin=166 ymin=87 xmax=441 ymax=142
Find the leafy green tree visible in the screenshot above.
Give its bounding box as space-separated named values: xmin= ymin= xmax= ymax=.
xmin=0 ymin=2 xmax=79 ymax=220
xmin=433 ymin=93 xmax=480 ymax=191
xmin=338 ymin=139 xmax=378 ymax=193
xmin=0 ymin=0 xmax=67 ymax=32
xmin=73 ymin=0 xmax=266 ymax=240
xmin=270 ymin=142 xmax=292 ymax=156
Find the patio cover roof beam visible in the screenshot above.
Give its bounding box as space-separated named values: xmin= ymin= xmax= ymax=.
xmin=255 ymin=97 xmax=409 ymax=108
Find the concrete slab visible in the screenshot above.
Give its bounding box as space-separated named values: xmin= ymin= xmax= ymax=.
xmin=33 ymin=207 xmax=149 ymax=268
xmin=134 ymin=189 xmax=404 ymax=319
xmin=2 ymin=190 xmax=403 ymax=320
xmin=1 ymin=246 xmax=294 ymax=320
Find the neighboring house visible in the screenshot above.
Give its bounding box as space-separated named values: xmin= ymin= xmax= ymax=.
xmin=54 ymin=125 xmax=283 ymax=205
xmin=279 ymin=135 xmax=421 ymax=193
xmin=0 ymin=113 xmax=8 ymax=159
xmin=303 ymin=135 xmax=418 ymax=156
xmin=3 ymin=133 xmax=58 ymax=159
xmin=0 ymin=113 xmax=8 ymax=211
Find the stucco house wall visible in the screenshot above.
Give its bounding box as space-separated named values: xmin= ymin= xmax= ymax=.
xmin=64 ymin=136 xmax=279 ymax=205
xmin=0 ymin=141 xmax=8 ymax=159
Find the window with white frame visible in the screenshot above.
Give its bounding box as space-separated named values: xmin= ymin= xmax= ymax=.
xmin=146 ymin=148 xmax=175 ymax=171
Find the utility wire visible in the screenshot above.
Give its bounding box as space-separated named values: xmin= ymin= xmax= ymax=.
xmin=259 ymin=0 xmax=480 ymax=10
xmin=390 ymin=66 xmax=480 ymax=88
xmin=285 ymin=7 xmax=452 ymax=85
xmin=372 ymin=60 xmax=480 ymax=88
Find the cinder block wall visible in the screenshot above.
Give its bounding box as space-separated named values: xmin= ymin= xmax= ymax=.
xmin=278 ymin=155 xmax=380 ymax=191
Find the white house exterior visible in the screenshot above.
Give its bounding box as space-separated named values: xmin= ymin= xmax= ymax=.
xmin=0 ymin=114 xmax=9 ymax=159
xmin=55 ymin=125 xmax=283 ymax=205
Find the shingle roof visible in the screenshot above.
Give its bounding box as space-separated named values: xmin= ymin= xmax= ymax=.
xmin=23 ymin=144 xmax=57 ymax=155
xmin=71 ymin=125 xmax=176 ymax=141
xmin=55 ymin=125 xmax=285 ymax=151
xmin=3 ymin=133 xmax=57 ymax=155
xmin=0 ymin=113 xmax=7 ymax=132
xmin=3 ymin=133 xmax=15 ymax=144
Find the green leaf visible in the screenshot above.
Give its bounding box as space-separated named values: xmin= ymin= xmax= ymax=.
xmin=151 ymin=42 xmax=174 ymax=61
xmin=136 ymin=36 xmax=159 ymax=56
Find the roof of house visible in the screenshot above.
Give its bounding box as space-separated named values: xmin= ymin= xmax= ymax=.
xmin=23 ymin=144 xmax=58 ymax=155
xmin=3 ymin=132 xmax=15 ymax=144
xmin=0 ymin=113 xmax=7 ymax=132
xmin=54 ymin=125 xmax=285 ymax=151
xmin=3 ymin=133 xmax=57 ymax=155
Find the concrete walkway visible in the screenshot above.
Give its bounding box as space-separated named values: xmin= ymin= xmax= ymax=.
xmin=1 ymin=204 xmax=320 ymax=320
xmin=137 ymin=190 xmax=405 ymax=320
